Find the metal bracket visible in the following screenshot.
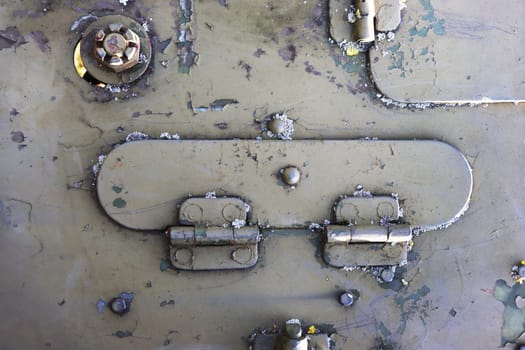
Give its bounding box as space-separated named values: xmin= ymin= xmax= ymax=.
xmin=323 ymin=195 xmax=413 ymax=267
xmin=166 ymin=197 xmax=259 ymax=270
xmin=252 ymin=319 xmax=331 ymax=350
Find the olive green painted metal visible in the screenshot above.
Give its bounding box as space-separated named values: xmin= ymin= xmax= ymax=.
xmin=334 ymin=195 xmax=400 ymax=225
xmin=368 ymin=0 xmax=525 ymax=103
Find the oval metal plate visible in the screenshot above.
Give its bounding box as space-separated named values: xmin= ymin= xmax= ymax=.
xmin=97 ymin=139 xmax=472 ymax=230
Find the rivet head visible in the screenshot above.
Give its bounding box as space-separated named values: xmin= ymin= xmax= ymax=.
xmin=281 ymin=166 xmax=301 ymax=186
xmin=267 ymin=118 xmax=287 ymax=135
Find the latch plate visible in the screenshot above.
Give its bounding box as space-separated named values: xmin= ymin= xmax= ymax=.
xmin=97 ymin=140 xmax=472 ymax=231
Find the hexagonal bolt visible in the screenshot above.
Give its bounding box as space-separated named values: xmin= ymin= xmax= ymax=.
xmin=339 ymin=291 xmax=357 ymax=307
xmin=380 ymin=268 xmax=395 ymax=283
xmin=285 ymin=319 xmax=302 ymax=339
xmin=110 ymin=297 xmax=129 ymax=315
xmin=93 ymin=22 xmax=141 ymax=73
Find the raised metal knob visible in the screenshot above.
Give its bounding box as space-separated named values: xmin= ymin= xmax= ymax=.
xmin=281 ymin=166 xmax=301 ymax=186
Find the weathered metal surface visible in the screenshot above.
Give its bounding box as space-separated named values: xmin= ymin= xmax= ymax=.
xmin=252 ymin=319 xmax=331 ymax=350
xmin=324 ymin=240 xmax=410 ymax=267
xmin=328 ymin=0 xmax=352 ymax=44
xmin=329 ymin=0 xmax=402 ymax=45
xmin=0 ymin=0 xmax=524 ymax=349
xmin=334 ymin=195 xmax=400 ymax=224
xmin=179 ymin=197 xmax=248 ymax=226
xmin=253 ymin=334 xmax=330 ymax=350
xmin=369 ymin=0 xmax=525 ymax=103
xmin=97 ymin=139 xmax=472 ymax=231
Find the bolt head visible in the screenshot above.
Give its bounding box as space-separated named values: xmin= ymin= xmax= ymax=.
xmin=285 ymin=319 xmax=302 ymax=339
xmin=93 ymin=22 xmax=141 ymax=73
xmin=281 ymin=166 xmax=301 ymax=186
xmin=339 ymin=292 xmax=355 ymax=307
xmin=110 ymin=297 xmax=129 ymax=315
xmin=380 ymin=268 xmax=395 ymax=283
xmin=103 ymin=32 xmax=127 ymax=56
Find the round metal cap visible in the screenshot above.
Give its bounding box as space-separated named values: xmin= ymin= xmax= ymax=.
xmin=281 ymin=166 xmax=301 ymax=186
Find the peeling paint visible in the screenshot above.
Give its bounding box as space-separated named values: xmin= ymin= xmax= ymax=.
xmin=493 ymin=279 xmax=525 ymax=345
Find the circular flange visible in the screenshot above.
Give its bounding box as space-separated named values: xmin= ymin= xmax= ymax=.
xmin=76 ymin=15 xmax=152 ymax=85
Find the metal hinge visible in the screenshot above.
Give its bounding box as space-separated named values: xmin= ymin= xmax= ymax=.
xmin=166 ymin=197 xmax=260 ymax=270
xmin=323 ymin=195 xmax=413 ymax=267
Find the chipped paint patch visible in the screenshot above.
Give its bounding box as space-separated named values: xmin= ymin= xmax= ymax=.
xmin=112 ymin=186 xmax=123 ymax=193
xmin=0 ymin=26 xmax=27 ymax=51
xmin=112 ymin=197 xmax=127 ymax=208
xmin=394 ymin=285 xmax=431 ymax=335
xmin=493 ymin=279 xmax=525 ymax=345
xmin=409 ymin=0 xmax=446 ymax=37
xmin=175 ymin=0 xmax=199 ymax=73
